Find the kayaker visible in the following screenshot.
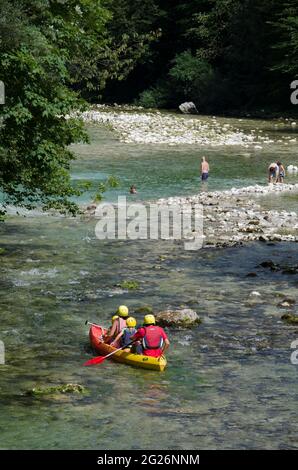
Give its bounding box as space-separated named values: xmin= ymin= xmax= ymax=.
xmin=113 ymin=316 xmax=137 ymax=352
xmin=104 ymin=305 xmax=128 ymax=347
xmin=132 ymin=314 xmax=170 ymax=358
xmin=103 ymin=315 xmax=118 ymax=339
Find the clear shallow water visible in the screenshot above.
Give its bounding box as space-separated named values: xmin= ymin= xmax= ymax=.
xmin=0 ymin=115 xmax=298 ymax=450
xmin=71 ymin=118 xmax=298 ymax=204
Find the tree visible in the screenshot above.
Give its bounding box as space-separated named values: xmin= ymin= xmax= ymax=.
xmin=271 ymin=0 xmax=298 ymax=76
xmin=0 ymin=0 xmax=127 ymax=216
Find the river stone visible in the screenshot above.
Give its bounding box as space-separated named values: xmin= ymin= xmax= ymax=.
xmin=281 ymin=313 xmax=298 ymax=325
xmin=249 ymin=291 xmax=261 ymax=297
xmin=282 ymin=266 xmax=298 ymax=275
xmin=259 ymin=260 xmax=278 ymax=270
xmin=156 ymin=309 xmax=201 ymax=328
xmin=278 ymin=298 xmax=296 ymax=308
xmin=178 ymin=102 xmax=198 ymax=114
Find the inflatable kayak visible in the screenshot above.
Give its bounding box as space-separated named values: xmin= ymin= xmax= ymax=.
xmin=89 ymin=324 xmax=167 ymax=372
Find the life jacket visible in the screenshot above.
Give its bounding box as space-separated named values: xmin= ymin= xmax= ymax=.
xmin=121 ymin=327 xmax=137 ymax=347
xmin=116 ymin=317 xmax=126 ymax=336
xmin=142 ymin=326 xmax=164 ymax=350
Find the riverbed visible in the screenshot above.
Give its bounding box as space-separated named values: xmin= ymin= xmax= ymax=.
xmin=0 ymin=111 xmax=297 ymax=449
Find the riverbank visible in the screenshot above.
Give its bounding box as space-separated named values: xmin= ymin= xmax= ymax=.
xmin=162 ymin=183 xmax=298 ymax=248
xmin=84 ymin=183 xmax=298 ymax=248
xmin=80 ymin=105 xmax=297 ymax=147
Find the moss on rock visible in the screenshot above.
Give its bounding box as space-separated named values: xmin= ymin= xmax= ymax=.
xmin=119 ymin=280 xmax=139 ymax=290
xmin=26 ymin=383 xmax=88 ymax=397
xmin=281 ymin=313 xmax=298 ymax=325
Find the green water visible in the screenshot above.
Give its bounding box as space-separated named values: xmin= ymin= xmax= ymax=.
xmin=0 ymin=115 xmax=298 ymax=450
xmin=71 ymin=118 xmax=298 ymax=203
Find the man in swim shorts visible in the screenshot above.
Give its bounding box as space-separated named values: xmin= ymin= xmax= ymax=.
xmin=201 ymin=156 xmax=209 ymax=181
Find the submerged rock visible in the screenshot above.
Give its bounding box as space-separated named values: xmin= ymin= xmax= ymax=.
xmin=281 ymin=313 xmax=298 ymax=325
xmin=118 ymin=280 xmax=140 ymax=290
xmin=156 ymin=308 xmax=201 ymax=328
xmin=278 ymin=298 xmax=296 ymax=308
xmin=282 ymin=266 xmax=298 ymax=275
xmin=259 ymin=260 xmax=278 ymax=270
xmin=26 ymin=383 xmax=88 ymax=397
xmin=134 ymin=305 xmax=153 ymax=314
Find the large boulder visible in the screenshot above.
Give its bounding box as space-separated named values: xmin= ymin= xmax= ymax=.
xmin=179 ymin=102 xmax=198 ymax=114
xmin=156 ymin=308 xmax=201 ymax=328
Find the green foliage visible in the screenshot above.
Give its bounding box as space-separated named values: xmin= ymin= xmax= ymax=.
xmin=109 ymin=0 xmax=297 ymax=113
xmin=169 ymin=51 xmax=214 ymax=100
xmin=138 ymin=83 xmax=169 ymax=108
xmin=271 ymin=0 xmax=298 ymax=75
xmin=0 ymin=1 xmax=132 ymax=215
xmin=93 ymin=176 xmax=120 ymax=202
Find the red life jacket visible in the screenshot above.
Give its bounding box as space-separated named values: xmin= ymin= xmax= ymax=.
xmin=142 ymin=326 xmax=164 ymax=350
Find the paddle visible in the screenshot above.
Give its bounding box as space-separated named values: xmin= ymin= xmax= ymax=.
xmin=85 ymin=320 xmax=101 ymax=328
xmin=83 ymin=340 xmax=136 ymax=366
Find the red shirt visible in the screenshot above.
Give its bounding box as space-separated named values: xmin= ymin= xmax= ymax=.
xmin=133 ymin=326 xmax=168 ymax=357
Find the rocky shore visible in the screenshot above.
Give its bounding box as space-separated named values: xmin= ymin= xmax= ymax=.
xmin=157 ymin=183 xmax=298 ymax=248
xmin=80 ymin=106 xmax=294 ymax=147
xmin=85 ymin=183 xmax=298 ymax=249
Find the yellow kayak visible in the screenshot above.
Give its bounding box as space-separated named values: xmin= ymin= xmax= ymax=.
xmin=89 ymin=325 xmax=167 ymax=372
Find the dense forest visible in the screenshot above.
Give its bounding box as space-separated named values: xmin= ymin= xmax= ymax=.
xmin=0 ymin=0 xmax=298 ymax=214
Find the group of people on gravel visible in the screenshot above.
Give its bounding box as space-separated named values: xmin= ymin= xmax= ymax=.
xmin=103 ymin=305 xmax=170 ymax=358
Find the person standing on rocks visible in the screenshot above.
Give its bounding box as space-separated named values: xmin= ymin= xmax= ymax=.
xmin=268 ymin=162 xmax=279 ymax=183
xmin=201 ymin=156 xmax=209 ymax=181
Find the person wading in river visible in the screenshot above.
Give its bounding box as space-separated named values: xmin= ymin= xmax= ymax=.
xmin=268 ymin=162 xmax=279 ymax=183
xmin=277 ymin=161 xmax=286 ymax=183
xmin=132 ymin=314 xmax=170 ymax=358
xmin=201 ymin=156 xmax=209 ymax=181
xmin=104 ymin=305 xmax=128 ymax=347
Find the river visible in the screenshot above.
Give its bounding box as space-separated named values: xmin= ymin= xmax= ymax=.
xmin=0 ymin=113 xmax=297 ymax=449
